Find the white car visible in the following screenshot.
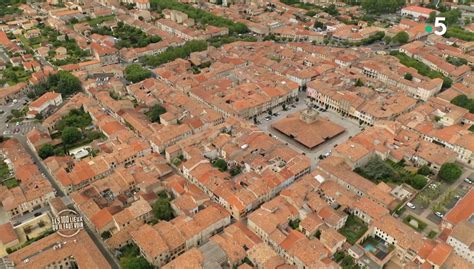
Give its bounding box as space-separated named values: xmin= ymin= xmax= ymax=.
xmin=464 ymin=178 xmax=472 ymax=184
xmin=406 ymin=202 xmax=416 ymax=209
xmin=435 ymin=212 xmax=444 ymax=218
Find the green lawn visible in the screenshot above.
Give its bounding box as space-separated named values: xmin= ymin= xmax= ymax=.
xmin=339 ymin=215 xmax=368 ymax=244
xmin=403 ymin=215 xmax=427 ymax=232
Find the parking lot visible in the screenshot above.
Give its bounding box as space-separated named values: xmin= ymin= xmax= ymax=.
xmin=402 ymin=168 xmax=473 ymax=230
xmin=256 ymin=94 xmax=363 ymax=169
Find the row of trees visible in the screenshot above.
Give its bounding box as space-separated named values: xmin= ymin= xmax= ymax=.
xmin=150 ymin=0 xmax=248 ymax=34
xmin=141 ymin=40 xmax=207 ymax=67
xmin=390 ymin=51 xmax=452 ymax=89
xmin=446 ymin=26 xmax=474 ymax=42
xmin=361 ymin=0 xmax=405 ymax=14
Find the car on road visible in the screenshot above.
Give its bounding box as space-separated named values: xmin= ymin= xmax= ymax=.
xmin=291 ymin=104 xmax=296 ymax=108
xmin=435 ymin=212 xmax=444 ymax=218
xmin=273 ymin=113 xmax=279 ymax=116
xmin=464 ymin=178 xmax=472 ymax=184
xmin=34 ymin=212 xmax=42 ymax=217
xmin=406 ymin=202 xmax=416 ymax=209
xmin=264 ymin=116 xmax=271 ymax=121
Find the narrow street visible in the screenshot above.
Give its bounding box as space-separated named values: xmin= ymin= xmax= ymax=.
xmin=13 ymin=135 xmax=120 ymax=269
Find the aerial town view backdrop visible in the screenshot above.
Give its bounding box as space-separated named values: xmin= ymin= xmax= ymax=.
xmin=0 ymin=0 xmax=473 ymax=268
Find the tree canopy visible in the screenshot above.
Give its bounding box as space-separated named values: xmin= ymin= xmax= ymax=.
xmin=39 ymin=144 xmax=54 ymax=159
xmin=150 ymin=0 xmax=248 ymax=34
xmin=146 ymin=104 xmax=167 ymax=123
xmin=61 ymin=127 xmax=82 ymax=145
xmin=92 ymin=21 xmax=161 ymax=49
xmin=213 ymin=159 xmax=228 ymax=172
xmin=438 ymin=163 xmax=462 ymax=183
xmin=392 ymin=31 xmax=409 ymax=44
xmin=31 ymin=71 xmax=82 ymax=98
xmin=55 ymin=108 xmax=92 ymax=131
xmin=361 ymin=0 xmax=404 ymax=14
xmin=125 ymin=64 xmax=152 ymax=83
xmin=451 ymin=95 xmax=474 ymax=113
xmin=141 ymin=40 xmax=207 ymax=67
xmin=152 ymin=197 xmax=174 ymax=221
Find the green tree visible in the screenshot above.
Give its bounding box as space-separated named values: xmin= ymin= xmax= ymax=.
xmin=323 ymin=4 xmax=339 ymax=16
xmin=417 ymin=165 xmax=431 ymax=176
xmin=314 ymin=21 xmax=324 ymax=29
xmin=408 ymin=174 xmax=428 ymax=190
xmin=61 ymin=127 xmax=82 ymax=145
xmin=383 ymin=35 xmax=392 ymax=44
xmin=404 ymin=72 xmax=413 ymax=81
xmin=101 ymin=231 xmax=112 ymax=239
xmin=438 ymin=163 xmax=462 ymax=183
xmin=451 ymin=95 xmax=474 ymax=113
xmin=125 ymin=64 xmax=152 ymax=83
xmin=392 ymin=31 xmax=409 ymax=44
xmin=32 ymin=71 xmax=82 ymax=98
xmin=355 ymin=78 xmax=364 ymax=87
xmin=39 ymin=144 xmax=55 ymax=159
xmin=213 ymin=158 xmax=228 ymax=172
xmin=146 ymin=104 xmax=167 ymax=123
xmin=361 ymin=0 xmax=404 ymax=14
xmin=354 ymin=156 xmax=398 ymax=182
xmin=152 ymin=198 xmax=174 ymax=221
xmin=142 ymin=40 xmax=207 ymax=67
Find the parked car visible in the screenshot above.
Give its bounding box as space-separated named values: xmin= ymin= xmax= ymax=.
xmin=435 ymin=212 xmax=444 ymax=218
xmin=464 ymin=178 xmax=472 ymax=184
xmin=406 ymin=202 xmax=416 ymax=209
xmin=265 ymin=116 xmax=271 ymax=121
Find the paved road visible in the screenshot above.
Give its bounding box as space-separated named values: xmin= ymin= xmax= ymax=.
xmin=13 ymin=135 xmax=120 ymax=269
xmin=256 ymin=94 xmax=363 ymax=170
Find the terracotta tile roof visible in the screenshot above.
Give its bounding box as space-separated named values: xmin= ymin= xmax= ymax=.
xmin=444 ymin=189 xmax=474 ymax=226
